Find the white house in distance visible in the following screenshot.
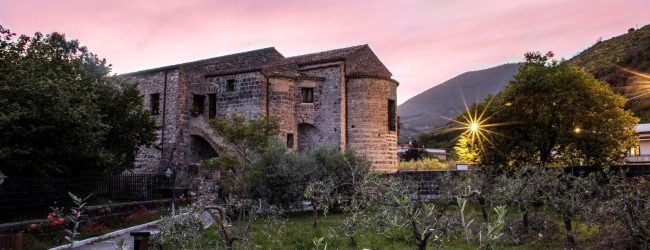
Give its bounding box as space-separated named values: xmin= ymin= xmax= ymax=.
xmin=626 ymin=123 xmax=650 ymax=163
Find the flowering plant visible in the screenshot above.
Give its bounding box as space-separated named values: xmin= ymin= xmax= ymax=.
xmin=48 ymin=207 xmax=65 ymax=226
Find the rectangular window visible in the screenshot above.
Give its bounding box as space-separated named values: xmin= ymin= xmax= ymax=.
xmin=150 ymin=93 xmax=160 ymax=115
xmin=388 ymin=99 xmax=396 ymax=131
xmin=193 ymin=94 xmax=205 ymax=116
xmin=226 ymin=79 xmax=236 ymax=91
xmin=301 ymin=88 xmax=314 ymax=103
xmin=286 ymin=133 xmax=294 ymax=148
xmin=208 ymin=93 xmax=217 ymax=118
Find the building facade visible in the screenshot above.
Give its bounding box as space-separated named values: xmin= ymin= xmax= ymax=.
xmin=121 ymin=45 xmax=399 ymax=178
xmin=626 ymin=123 xmax=650 ymax=163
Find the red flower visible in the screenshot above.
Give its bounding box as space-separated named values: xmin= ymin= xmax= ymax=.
xmin=51 ymin=218 xmax=65 ymax=226
xmin=47 ymin=214 xmax=54 ymax=221
xmin=30 ymin=224 xmax=37 ymax=230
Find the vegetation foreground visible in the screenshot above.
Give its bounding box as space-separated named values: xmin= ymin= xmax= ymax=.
xmin=158 ymin=206 xmax=622 ymax=250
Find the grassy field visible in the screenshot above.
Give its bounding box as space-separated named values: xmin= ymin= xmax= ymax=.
xmin=176 ymin=208 xmax=595 ymax=250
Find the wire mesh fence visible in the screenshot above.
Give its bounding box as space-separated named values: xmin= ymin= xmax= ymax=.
xmin=0 ymin=173 xmax=173 ymax=224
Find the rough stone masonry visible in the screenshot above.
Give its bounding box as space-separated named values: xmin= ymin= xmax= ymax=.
xmin=120 ymin=45 xmax=399 ymax=181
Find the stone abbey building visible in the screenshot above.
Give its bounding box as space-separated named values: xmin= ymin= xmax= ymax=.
xmin=122 ymin=45 xmax=399 ymax=175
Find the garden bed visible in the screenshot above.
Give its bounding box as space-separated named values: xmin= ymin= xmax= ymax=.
xmin=13 ymin=201 xmax=170 ymax=250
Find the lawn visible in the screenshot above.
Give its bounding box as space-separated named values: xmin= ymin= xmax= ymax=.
xmin=174 ymin=207 xmax=595 ymax=250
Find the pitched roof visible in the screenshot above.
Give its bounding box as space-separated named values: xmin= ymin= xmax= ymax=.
xmin=120 ymin=44 xmax=394 ymax=80
xmin=120 ymin=47 xmax=284 ymax=76
xmin=280 ymin=44 xmax=367 ymax=65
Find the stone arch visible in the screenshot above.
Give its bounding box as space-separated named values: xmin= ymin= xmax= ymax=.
xmin=186 ymin=135 xmax=218 ymax=165
xmin=297 ymin=123 xmax=320 ymax=152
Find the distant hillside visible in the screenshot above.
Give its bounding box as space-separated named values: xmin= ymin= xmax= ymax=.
xmin=398 ymin=63 xmax=520 ymax=141
xmin=570 ymin=23 xmax=650 ymax=121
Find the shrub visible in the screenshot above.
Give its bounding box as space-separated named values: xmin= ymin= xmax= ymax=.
xmin=398 ymin=157 xmax=450 ymax=170
xmin=248 ymin=139 xmax=306 ymax=210
xmin=155 ymin=212 xmax=205 ymax=249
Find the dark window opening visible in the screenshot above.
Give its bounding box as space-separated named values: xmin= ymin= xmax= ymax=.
xmin=302 ymin=88 xmax=314 ymax=103
xmin=287 ymin=133 xmax=294 ymax=148
xmin=150 ymin=93 xmax=160 ymax=115
xmin=193 ymin=94 xmax=205 ymax=116
xmin=226 ymin=79 xmax=236 ymax=91
xmin=388 ymin=99 xmax=396 ymax=131
xmin=208 ymin=93 xmax=217 ymax=118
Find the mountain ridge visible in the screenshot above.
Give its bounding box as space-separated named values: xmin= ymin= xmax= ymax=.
xmin=398 ymin=63 xmax=520 ymax=141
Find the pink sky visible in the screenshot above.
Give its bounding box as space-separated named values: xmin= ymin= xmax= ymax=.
xmin=2 ymin=0 xmax=650 ymax=104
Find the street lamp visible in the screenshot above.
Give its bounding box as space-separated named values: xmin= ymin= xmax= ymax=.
xmin=470 ymin=123 xmax=479 ymax=132
xmin=164 ymin=166 xmax=177 ymax=216
xmin=0 ymin=170 xmax=7 ymax=186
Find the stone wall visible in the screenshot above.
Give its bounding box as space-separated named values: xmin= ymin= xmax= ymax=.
xmin=295 ymin=64 xmax=344 ymax=151
xmin=128 ymin=69 xmax=181 ymax=173
xmin=204 ymin=72 xmax=264 ymax=119
xmin=346 ymin=76 xmax=398 ymax=172
xmin=268 ymin=76 xmax=297 ymax=149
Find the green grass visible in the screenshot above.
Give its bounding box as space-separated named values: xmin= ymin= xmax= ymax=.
xmin=164 ymin=201 xmax=621 ymax=250
xmin=189 ymin=212 xmax=415 ymax=250
xmin=182 ymin=209 xmax=578 ymax=250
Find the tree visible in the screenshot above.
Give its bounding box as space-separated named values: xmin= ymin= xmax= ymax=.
xmin=97 ymin=82 xmax=158 ymax=172
xmin=301 ymin=147 xmax=373 ymax=228
xmin=0 ymin=26 xmax=157 ymax=178
xmin=603 ymin=173 xmax=650 ymax=247
xmin=453 ymin=134 xmax=480 ymax=164
xmin=540 ymin=170 xmax=599 ymax=247
xmin=478 ymin=52 xmax=639 ymax=167
xmin=202 ymin=114 xmax=279 ymax=196
xmin=375 ymin=179 xmax=449 ymax=250
xmin=248 ymin=139 xmax=306 ymax=209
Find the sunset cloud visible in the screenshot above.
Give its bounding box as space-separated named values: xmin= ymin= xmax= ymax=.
xmin=1 ymin=0 xmax=649 ymax=103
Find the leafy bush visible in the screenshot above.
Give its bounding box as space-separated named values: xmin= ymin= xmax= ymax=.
xmin=155 ymin=212 xmax=205 ymax=249
xmin=248 ymin=139 xmax=306 ymax=210
xmin=398 ymin=157 xmax=450 ymax=170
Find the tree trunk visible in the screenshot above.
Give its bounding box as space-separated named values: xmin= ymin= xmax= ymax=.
xmin=349 ymin=236 xmax=357 ymax=248
xmin=224 ymin=240 xmax=234 ymax=250
xmin=312 ymin=202 xmax=319 ymax=228
xmin=416 ymin=230 xmax=432 ymax=250
xmin=563 ymin=214 xmax=575 ymax=247
xmin=417 ymin=240 xmax=427 ymax=250
xmin=522 ymin=209 xmax=529 ymax=232
xmin=477 ymin=195 xmax=489 ymax=221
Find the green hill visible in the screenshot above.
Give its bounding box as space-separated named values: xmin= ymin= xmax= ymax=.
xmin=570 ymin=24 xmax=650 ymax=121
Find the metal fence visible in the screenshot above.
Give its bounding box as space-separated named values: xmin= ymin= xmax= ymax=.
xmin=0 ymin=173 xmax=173 ymax=224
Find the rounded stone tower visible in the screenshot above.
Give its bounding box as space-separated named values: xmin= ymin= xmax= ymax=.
xmin=346 ymin=75 xmax=399 ymax=172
